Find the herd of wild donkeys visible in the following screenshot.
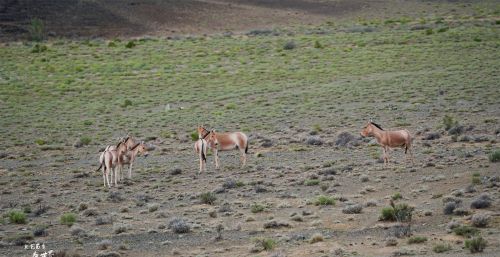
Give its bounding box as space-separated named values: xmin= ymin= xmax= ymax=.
xmin=96 ymin=122 xmax=414 ymax=188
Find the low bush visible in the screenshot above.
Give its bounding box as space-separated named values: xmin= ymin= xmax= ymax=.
xmin=314 ymin=195 xmax=335 ymax=206
xmin=464 ymin=237 xmax=487 ymax=253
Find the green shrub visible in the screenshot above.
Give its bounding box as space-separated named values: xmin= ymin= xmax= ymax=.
xmin=28 ymin=18 xmax=44 ymax=41
xmin=235 ymin=181 xmax=245 ymax=187
xmin=31 ymin=44 xmax=48 ymax=53
xmin=464 ymin=237 xmax=487 ymax=253
xmin=251 ymin=203 xmax=265 ymax=213
xmin=391 ymin=192 xmax=402 ymax=200
xmin=433 ymin=243 xmax=451 ymax=253
xmin=453 ymin=225 xmax=479 ymax=238
xmin=35 ymin=139 xmax=46 ymax=145
xmin=443 ymin=115 xmax=457 ymax=130
xmin=254 ymin=238 xmax=276 ymax=251
xmin=225 ymin=103 xmax=237 ymax=110
xmin=408 ymin=236 xmax=427 ymax=244
xmin=379 ymin=202 xmax=413 ymax=222
xmin=108 ymin=41 xmax=117 ymax=47
xmin=489 ymin=150 xmax=500 ymax=162
xmin=314 ymin=40 xmax=323 ymax=49
xmin=380 ymin=207 xmax=396 ymax=221
xmin=122 ymin=99 xmax=133 ymax=107
xmin=304 ymin=179 xmax=320 ymax=186
xmin=125 ymin=40 xmax=136 ymax=48
xmin=83 ymin=120 xmax=93 ymax=126
xmin=283 ymin=41 xmax=296 ymax=50
xmin=200 ymin=192 xmax=216 ymax=205
xmin=472 ymin=176 xmax=481 ymax=185
xmin=80 ymin=136 xmax=91 ymax=146
xmin=60 ymin=213 xmax=77 ymax=226
xmin=437 ymin=27 xmax=449 ymax=33
xmin=9 ymin=210 xmax=27 ymax=224
xmin=314 ymin=195 xmax=335 ymax=206
xmin=425 ymin=28 xmax=434 ymax=35
xmin=190 ymin=131 xmax=199 ymax=141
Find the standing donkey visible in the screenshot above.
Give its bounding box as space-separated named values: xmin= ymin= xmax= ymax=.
xmin=116 ymin=141 xmax=149 ymax=179
xmin=199 ymin=126 xmax=249 ymax=169
xmin=360 ymin=121 xmax=414 ymax=166
xmin=96 ymin=145 xmax=119 ymax=187
xmin=194 ymin=138 xmax=208 ymax=173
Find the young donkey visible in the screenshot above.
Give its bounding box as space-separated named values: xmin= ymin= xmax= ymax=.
xmin=199 ymin=126 xmax=249 ymax=169
xmin=360 ymin=121 xmax=414 ymax=166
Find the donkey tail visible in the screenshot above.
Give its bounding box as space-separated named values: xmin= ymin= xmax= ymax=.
xmin=245 ymin=140 xmax=249 ymax=154
xmin=201 ymin=140 xmax=207 ymax=162
xmin=95 ymin=163 xmax=103 ymax=172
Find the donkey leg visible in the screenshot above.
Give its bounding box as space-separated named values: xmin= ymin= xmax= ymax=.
xmin=102 ymin=168 xmax=106 ymax=187
xmin=128 ymin=163 xmax=133 ymax=179
xmin=214 ymin=149 xmax=220 ymax=169
xmin=240 ymin=148 xmax=246 ymax=167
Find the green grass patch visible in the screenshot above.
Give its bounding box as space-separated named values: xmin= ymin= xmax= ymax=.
xmin=489 ymin=149 xmax=500 ymax=162
xmin=314 ymin=195 xmax=335 ymax=206
xmin=465 ymin=237 xmax=487 ymax=253
xmin=60 ymin=213 xmax=77 ymax=226
xmin=200 ymin=192 xmax=216 ymax=205
xmin=251 ymin=203 xmax=265 ymax=213
xmin=408 ymin=236 xmax=428 ymax=244
xmin=304 ymin=179 xmax=320 ymax=186
xmin=433 ymin=243 xmax=451 ymax=253
xmin=453 ymin=225 xmax=480 ymax=238
xmin=8 ymin=210 xmax=27 ymax=224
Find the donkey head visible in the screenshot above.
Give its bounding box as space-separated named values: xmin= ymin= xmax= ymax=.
xmin=361 ymin=122 xmax=374 ymax=137
xmin=206 ymin=130 xmax=219 ymax=148
xmin=197 ymin=125 xmax=210 ymax=139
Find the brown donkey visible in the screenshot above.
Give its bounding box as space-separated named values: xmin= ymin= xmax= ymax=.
xmin=194 ymin=139 xmax=208 ymax=173
xmin=360 ymin=121 xmax=414 ymax=166
xmin=201 ymin=127 xmax=249 ymax=169
xmin=116 ymin=141 xmax=149 ymax=179
xmin=96 ymin=146 xmax=119 ymax=187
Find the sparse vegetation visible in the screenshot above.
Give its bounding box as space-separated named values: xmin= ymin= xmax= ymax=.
xmin=60 ymin=213 xmax=77 ymax=226
xmin=489 ymin=149 xmax=500 ymax=162
xmin=379 ymin=202 xmax=413 ymax=222
xmin=28 ymin=18 xmax=45 ymax=41
xmin=314 ymin=195 xmax=335 ymax=206
xmin=200 ymin=192 xmax=217 ymax=205
xmin=433 ymin=243 xmax=451 ymax=253
xmin=254 ymin=238 xmax=276 ymax=251
xmin=342 ymin=204 xmax=363 ymax=214
xmin=169 ymin=218 xmax=191 ymax=233
xmin=470 ymin=193 xmax=492 ymax=209
xmin=304 ymin=179 xmax=320 ymax=186
xmin=391 ymin=192 xmax=402 ymax=200
xmin=453 ymin=225 xmax=480 ymax=238
xmin=8 ymin=210 xmax=27 ymax=224
xmin=471 ymin=213 xmax=490 ymax=228
xmin=465 ymin=237 xmax=487 ymax=253
xmin=408 ymin=236 xmax=427 ymax=244
xmin=251 ymin=203 xmax=265 ymax=213
xmin=0 ymin=3 xmax=499 ymax=255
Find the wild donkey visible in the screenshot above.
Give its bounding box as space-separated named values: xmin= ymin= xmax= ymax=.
xmin=116 ymin=139 xmax=149 ymax=179
xmin=96 ymin=145 xmax=119 ymax=188
xmin=360 ymin=121 xmax=414 ymax=166
xmin=198 ymin=126 xmax=249 ymax=169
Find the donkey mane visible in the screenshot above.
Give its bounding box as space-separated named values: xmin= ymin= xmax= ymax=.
xmin=370 ymin=122 xmax=384 ymax=131
xmin=130 ymin=142 xmax=141 ymax=150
